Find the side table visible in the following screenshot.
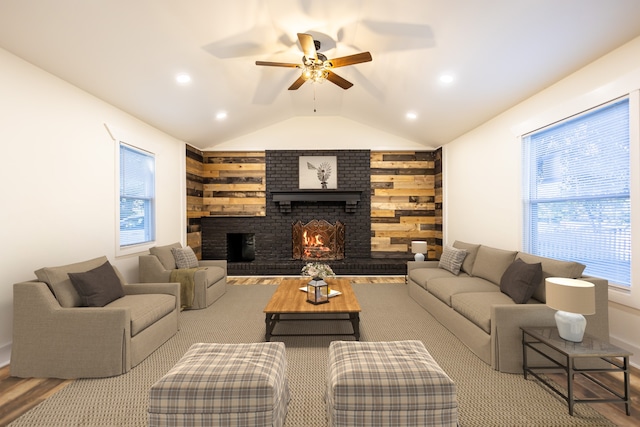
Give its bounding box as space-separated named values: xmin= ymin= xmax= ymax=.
xmin=521 ymin=327 xmax=631 ymax=416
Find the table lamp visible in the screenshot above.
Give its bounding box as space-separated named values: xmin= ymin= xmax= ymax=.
xmin=545 ymin=277 xmax=595 ymax=342
xmin=411 ymin=241 xmax=428 ymax=261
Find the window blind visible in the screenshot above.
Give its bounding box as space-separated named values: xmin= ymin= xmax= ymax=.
xmin=119 ymin=143 xmax=155 ymax=247
xmin=523 ymin=98 xmax=630 ymax=286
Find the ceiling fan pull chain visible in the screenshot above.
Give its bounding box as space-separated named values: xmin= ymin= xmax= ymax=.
xmin=313 ymin=85 xmax=317 ymax=113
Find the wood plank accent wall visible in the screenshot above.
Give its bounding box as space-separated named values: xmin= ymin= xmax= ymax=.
xmin=201 ymin=151 xmax=266 ymax=217
xmin=186 ymin=145 xmax=204 ymax=258
xmin=370 ymin=150 xmax=443 ymax=260
xmin=186 ymin=146 xmax=442 ymax=261
xmin=185 ymin=146 xmax=267 ymax=259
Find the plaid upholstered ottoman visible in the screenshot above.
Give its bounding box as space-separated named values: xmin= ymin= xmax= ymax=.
xmin=149 ymin=342 xmax=290 ymax=427
xmin=326 ymin=340 xmax=458 ymax=426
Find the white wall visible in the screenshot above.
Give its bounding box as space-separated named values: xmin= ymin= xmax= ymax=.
xmin=0 ymin=48 xmax=185 ymax=367
xmin=205 ymin=116 xmax=435 ymax=151
xmin=443 ymin=36 xmax=640 ymax=367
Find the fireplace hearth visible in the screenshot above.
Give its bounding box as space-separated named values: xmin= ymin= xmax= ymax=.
xmin=292 ymin=220 xmax=345 ymax=261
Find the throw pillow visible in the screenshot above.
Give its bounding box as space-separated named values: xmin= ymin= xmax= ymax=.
xmin=68 ymin=261 xmax=125 ymax=307
xmin=438 ymin=246 xmax=468 ymax=275
xmin=499 ymin=259 xmax=543 ymax=304
xmin=150 ymin=242 xmax=182 ymax=270
xmin=452 ymin=240 xmax=480 ymax=275
xmin=172 ymin=246 xmax=199 ymax=269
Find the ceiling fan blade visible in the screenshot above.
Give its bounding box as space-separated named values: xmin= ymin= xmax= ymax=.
xmin=327 ymin=52 xmax=372 ymax=68
xmin=326 ymin=70 xmax=353 ymax=90
xmin=288 ymin=75 xmax=307 ymax=90
xmin=255 ymin=61 xmax=300 ymax=68
xmin=297 ymin=33 xmax=317 ymax=60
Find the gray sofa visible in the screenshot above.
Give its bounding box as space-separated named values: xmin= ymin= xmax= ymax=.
xmin=138 ymin=242 xmax=227 ymax=310
xmin=11 ymin=256 xmax=180 ymax=379
xmin=407 ymin=241 xmax=609 ymax=374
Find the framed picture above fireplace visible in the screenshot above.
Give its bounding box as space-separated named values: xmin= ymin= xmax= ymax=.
xmin=299 ymin=156 xmax=337 ymax=189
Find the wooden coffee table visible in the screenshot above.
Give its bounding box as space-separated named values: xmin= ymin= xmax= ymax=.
xmin=263 ymin=278 xmax=361 ymax=341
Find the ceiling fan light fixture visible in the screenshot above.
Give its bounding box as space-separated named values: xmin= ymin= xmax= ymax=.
xmin=301 ymin=64 xmax=329 ymax=83
xmin=256 ymin=32 xmax=370 ymax=91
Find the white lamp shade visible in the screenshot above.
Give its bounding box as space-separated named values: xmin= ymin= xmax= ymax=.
xmin=411 ymin=241 xmax=427 ymax=261
xmin=545 ymin=277 xmax=595 ymax=315
xmin=411 ymin=241 xmax=427 ymax=254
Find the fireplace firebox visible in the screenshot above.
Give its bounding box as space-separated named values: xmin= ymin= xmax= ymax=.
xmin=292 ymin=220 xmax=345 ymax=261
xmin=227 ymin=233 xmax=255 ymax=262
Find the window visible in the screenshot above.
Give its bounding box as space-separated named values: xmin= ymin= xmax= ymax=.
xmin=119 ymin=143 xmax=155 ymax=248
xmin=523 ymin=98 xmax=630 ymax=287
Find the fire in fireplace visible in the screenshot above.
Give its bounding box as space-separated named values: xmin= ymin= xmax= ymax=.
xmin=292 ymin=220 xmax=345 ymax=261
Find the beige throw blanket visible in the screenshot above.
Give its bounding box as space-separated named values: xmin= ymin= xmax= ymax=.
xmin=170 ymin=268 xmax=205 ymax=310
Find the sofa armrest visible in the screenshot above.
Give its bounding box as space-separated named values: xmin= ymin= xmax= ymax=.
xmin=574 ymin=276 xmax=610 ymax=342
xmin=198 ymin=259 xmax=227 ymax=275
xmin=491 ymin=275 xmax=610 ymax=373
xmin=139 ymin=255 xmax=172 ymax=283
xmin=407 ymin=260 xmax=440 ymax=272
xmin=491 ymin=303 xmax=556 ymax=373
xmin=11 ymin=281 xmax=131 ymax=378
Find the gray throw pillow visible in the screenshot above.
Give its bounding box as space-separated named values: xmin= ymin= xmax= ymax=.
xmin=172 ymin=246 xmax=199 ymax=269
xmin=438 ymin=246 xmax=468 ymax=275
xmin=499 ymin=259 xmax=543 ymax=304
xmin=68 ymin=261 xmax=125 ymax=307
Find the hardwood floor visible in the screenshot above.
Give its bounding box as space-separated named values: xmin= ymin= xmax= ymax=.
xmin=227 ymin=275 xmax=408 ymax=285
xmin=1 ymin=276 xmax=637 ymax=426
xmin=0 ymin=365 xmax=71 ymax=426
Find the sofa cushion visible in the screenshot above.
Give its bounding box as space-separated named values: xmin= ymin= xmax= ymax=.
xmin=427 ymin=277 xmax=499 ymax=307
xmin=172 ymin=246 xmax=199 ymax=269
xmin=499 ymin=259 xmax=543 ymax=304
xmin=452 ymin=241 xmax=480 ymax=275
xmin=150 ymin=242 xmax=182 ymax=270
xmin=409 ymin=267 xmax=460 ymax=290
xmin=107 ymin=294 xmax=176 ymax=336
xmin=451 ymin=292 xmax=516 ymax=333
xmin=515 ymin=252 xmax=587 ymax=303
xmin=438 ymin=246 xmax=467 ymax=275
xmin=68 ymin=261 xmax=125 ymax=307
xmin=35 ymin=256 xmax=112 ymax=308
xmin=471 ymin=246 xmax=517 ymax=285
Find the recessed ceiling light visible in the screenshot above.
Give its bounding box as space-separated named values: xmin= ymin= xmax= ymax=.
xmin=439 ymin=74 xmax=454 ymax=84
xmin=215 ymin=111 xmax=228 ymax=120
xmin=406 ymin=112 xmax=418 ymax=120
xmin=176 ymin=73 xmax=191 ymax=84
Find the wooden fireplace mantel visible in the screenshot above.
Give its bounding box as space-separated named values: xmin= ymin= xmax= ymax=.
xmin=271 ymin=190 xmax=362 ymax=213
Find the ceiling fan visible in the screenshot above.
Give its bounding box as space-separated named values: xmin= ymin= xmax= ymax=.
xmin=255 ymin=33 xmax=372 ymax=90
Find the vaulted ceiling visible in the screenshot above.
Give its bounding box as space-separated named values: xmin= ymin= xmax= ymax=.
xmin=2 ymin=0 xmax=640 ymax=150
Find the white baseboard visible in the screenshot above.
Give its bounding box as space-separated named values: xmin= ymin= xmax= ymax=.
xmin=610 ymin=335 xmax=639 ymax=369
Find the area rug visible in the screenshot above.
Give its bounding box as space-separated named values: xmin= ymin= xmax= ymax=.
xmin=10 ymin=283 xmax=614 ymax=426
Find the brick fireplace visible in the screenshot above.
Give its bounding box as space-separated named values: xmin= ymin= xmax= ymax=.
xmin=200 ymin=150 xmax=408 ymax=274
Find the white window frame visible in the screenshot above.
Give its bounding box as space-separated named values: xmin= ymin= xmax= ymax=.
xmin=517 ymin=89 xmax=640 ymax=310
xmin=115 ymin=141 xmax=156 ymax=256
